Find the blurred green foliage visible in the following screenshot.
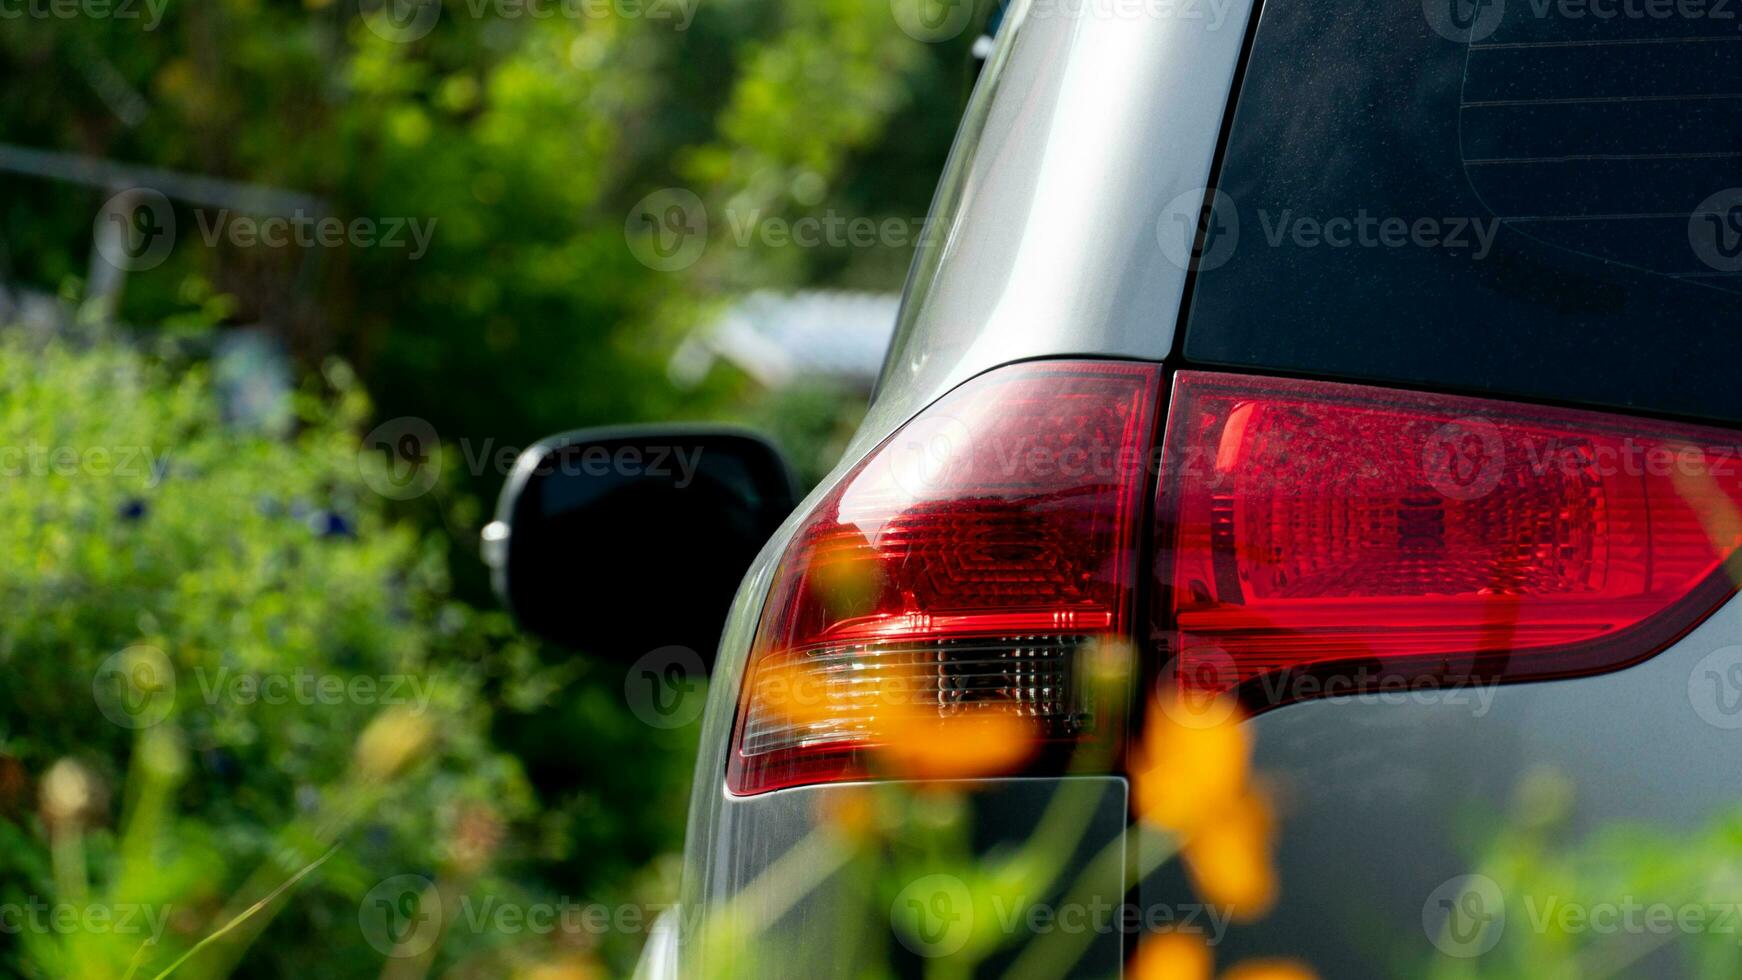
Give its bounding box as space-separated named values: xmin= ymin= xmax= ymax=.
xmin=1416 ymin=770 xmax=1742 ymax=980
xmin=1 ymin=0 xmax=976 ymax=975
xmin=0 ymin=0 xmax=969 ymax=467
xmin=0 ymin=326 xmax=719 ymax=976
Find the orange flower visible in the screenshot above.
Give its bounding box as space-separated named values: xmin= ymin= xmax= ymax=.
xmin=1128 ymin=930 xmax=1212 ymax=980
xmin=748 ymin=657 xmax=837 ymax=730
xmin=1221 ymin=959 xmax=1319 ymax=980
xmin=877 ymin=709 xmax=1035 ymax=782
xmin=815 ymin=784 xmax=880 ymax=843
xmin=517 ymin=955 xmax=603 ymax=980
xmin=1130 ymin=694 xmax=1250 ymax=835
xmin=1183 ymin=787 xmax=1278 ymax=922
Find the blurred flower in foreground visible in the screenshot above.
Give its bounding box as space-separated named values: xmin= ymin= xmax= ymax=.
xmin=748 ymin=657 xmax=836 ymax=731
xmin=1220 ymin=959 xmax=1319 ymax=980
xmin=1132 ymin=692 xmax=1281 ymax=921
xmin=815 ymin=784 xmax=880 ymax=844
xmin=1183 ymin=787 xmax=1278 ymax=921
xmin=517 ymin=954 xmax=604 ymax=980
xmin=878 ymin=713 xmax=1035 ymax=782
xmin=877 ymin=686 xmax=1036 ymax=783
xmin=447 ymin=801 xmax=506 ymax=876
xmin=1669 ymin=445 xmax=1742 ymax=566
xmin=1131 ymin=694 xmax=1250 ymax=835
xmin=40 ymin=758 xmax=96 ymax=828
xmin=354 ymin=708 xmax=435 ymax=781
xmin=1129 ymin=929 xmax=1318 ymax=980
xmin=1129 ymin=930 xmax=1211 ymax=980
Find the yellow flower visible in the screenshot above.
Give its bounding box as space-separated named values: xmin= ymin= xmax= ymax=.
xmin=1220 ymin=959 xmax=1319 ymax=980
xmin=1131 ymin=694 xmax=1250 ymax=835
xmin=1183 ymin=787 xmax=1278 ymax=922
xmin=354 ymin=708 xmax=435 ymax=781
xmin=517 ymin=955 xmax=603 ymax=980
xmin=1128 ymin=930 xmax=1212 ymax=980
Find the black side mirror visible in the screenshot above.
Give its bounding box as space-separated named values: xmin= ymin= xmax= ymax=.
xmin=483 ymin=426 xmax=798 ymax=667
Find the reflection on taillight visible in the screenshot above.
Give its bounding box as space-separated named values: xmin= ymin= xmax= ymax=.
xmin=1155 ymin=371 xmax=1742 ymax=709
xmin=727 ymin=361 xmax=1162 ymax=796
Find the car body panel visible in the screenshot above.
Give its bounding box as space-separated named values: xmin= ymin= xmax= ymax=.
xmin=853 ymin=0 xmax=1253 ymax=462
xmin=657 ymin=0 xmax=1742 ymax=975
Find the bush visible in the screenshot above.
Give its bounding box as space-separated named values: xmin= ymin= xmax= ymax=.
xmin=0 ymin=329 xmax=642 ymax=978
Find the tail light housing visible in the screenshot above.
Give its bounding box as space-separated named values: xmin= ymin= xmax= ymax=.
xmin=1156 ymin=372 xmax=1742 ymax=708
xmin=728 ymin=362 xmax=1742 ymax=794
xmin=726 ymin=361 xmax=1162 ymax=795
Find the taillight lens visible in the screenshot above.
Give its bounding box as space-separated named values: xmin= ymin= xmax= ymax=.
xmin=727 ymin=361 xmax=1162 ymax=796
xmin=1156 ymin=372 xmax=1742 ymax=708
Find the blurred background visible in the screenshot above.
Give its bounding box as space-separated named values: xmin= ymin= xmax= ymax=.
xmin=0 ymin=1 xmax=988 ymax=975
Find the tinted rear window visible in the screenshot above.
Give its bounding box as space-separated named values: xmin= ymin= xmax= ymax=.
xmin=1183 ymin=0 xmax=1742 ymax=422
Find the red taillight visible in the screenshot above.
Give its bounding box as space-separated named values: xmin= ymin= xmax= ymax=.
xmin=1155 ymin=372 xmax=1742 ymax=707
xmin=730 ymin=363 xmax=1742 ymax=793
xmin=726 ymin=361 xmax=1162 ymax=796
